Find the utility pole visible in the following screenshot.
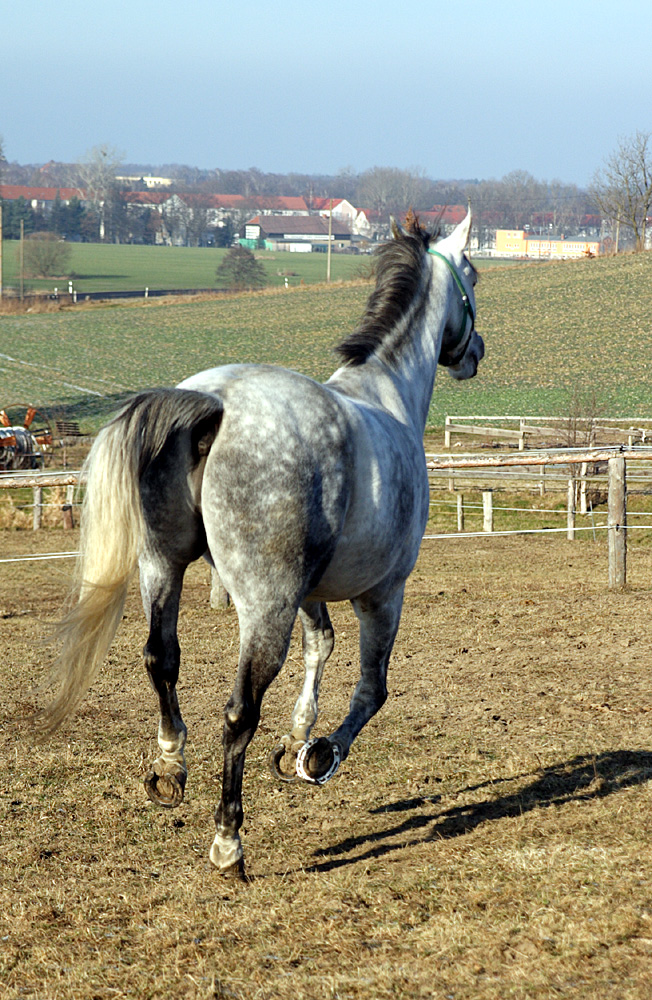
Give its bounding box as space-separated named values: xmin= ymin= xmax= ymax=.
xmin=19 ymin=219 xmax=24 ymax=301
xmin=327 ymin=199 xmax=332 ymax=283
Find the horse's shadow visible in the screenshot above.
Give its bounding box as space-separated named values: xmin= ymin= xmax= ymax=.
xmin=307 ymin=750 xmax=652 ymax=872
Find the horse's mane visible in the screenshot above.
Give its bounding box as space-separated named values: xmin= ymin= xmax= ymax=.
xmin=335 ymin=215 xmax=441 ymax=367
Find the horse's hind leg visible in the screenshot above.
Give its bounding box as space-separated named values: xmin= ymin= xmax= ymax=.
xmin=298 ymin=587 xmax=404 ymax=784
xmin=211 ymin=608 xmax=297 ymax=875
xmin=269 ymin=601 xmax=334 ymax=780
xmin=140 ymin=555 xmax=188 ymax=808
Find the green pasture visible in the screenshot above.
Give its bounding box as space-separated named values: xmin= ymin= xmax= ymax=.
xmin=0 ymin=240 xmax=367 ymax=294
xmin=1 ymin=251 xmax=651 ymax=432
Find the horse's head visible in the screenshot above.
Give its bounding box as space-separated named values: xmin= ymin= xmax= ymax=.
xmin=427 ymin=208 xmax=484 ymax=380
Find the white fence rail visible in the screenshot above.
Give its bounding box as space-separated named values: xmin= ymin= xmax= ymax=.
xmin=444 ymin=415 xmax=652 ymax=450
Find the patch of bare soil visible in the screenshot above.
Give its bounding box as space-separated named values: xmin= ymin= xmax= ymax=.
xmin=1 ymin=529 xmax=651 ymax=999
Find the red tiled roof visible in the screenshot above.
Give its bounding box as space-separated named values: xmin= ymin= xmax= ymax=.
xmin=0 ymin=184 xmax=85 ymax=201
xmin=122 ymin=192 xmax=309 ymax=212
xmin=123 ymin=191 xmax=170 ymax=204
xmin=311 ymin=197 xmax=345 ymax=211
xmin=209 ymin=194 xmax=247 ymax=208
xmin=246 ymin=215 xmax=350 ymax=237
xmin=256 ymin=196 xmax=308 ymax=212
xmin=426 ymin=205 xmax=467 ymax=225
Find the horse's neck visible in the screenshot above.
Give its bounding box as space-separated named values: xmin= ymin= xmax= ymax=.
xmin=330 ymin=287 xmax=448 ymax=434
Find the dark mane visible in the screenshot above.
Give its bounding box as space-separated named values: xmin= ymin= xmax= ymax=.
xmin=335 ymin=218 xmax=440 ymax=367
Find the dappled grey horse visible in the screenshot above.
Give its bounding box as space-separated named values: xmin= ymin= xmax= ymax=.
xmin=36 ymin=210 xmax=484 ymax=876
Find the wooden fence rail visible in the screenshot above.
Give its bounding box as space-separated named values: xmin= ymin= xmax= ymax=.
xmin=444 ymin=415 xmax=652 ymax=450
xmin=3 ymin=449 xmax=652 ymax=589
xmin=426 ymin=447 xmax=652 ymax=590
xmin=0 ymin=471 xmax=82 ymax=530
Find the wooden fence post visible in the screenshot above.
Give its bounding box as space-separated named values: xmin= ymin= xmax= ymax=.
xmin=62 ymin=503 xmax=74 ymax=530
xmin=457 ymin=493 xmax=464 ymax=532
xmin=32 ymin=486 xmax=42 ymax=530
xmin=444 ymin=416 xmax=451 ymax=449
xmin=608 ymin=455 xmax=627 ymax=590
xmin=579 ymin=462 xmax=588 ymax=515
xmin=567 ymin=478 xmax=576 ymax=540
xmin=482 ymin=490 xmax=493 ymax=533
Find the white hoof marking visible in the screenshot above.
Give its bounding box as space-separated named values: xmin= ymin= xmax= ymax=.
xmin=210 ymin=833 xmax=243 ymax=873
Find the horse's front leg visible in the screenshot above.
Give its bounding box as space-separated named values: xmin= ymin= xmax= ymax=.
xmin=140 ymin=555 xmax=188 ymax=808
xmin=297 ymin=586 xmax=404 ymax=784
xmin=211 ymin=610 xmax=296 ymax=877
xmin=269 ymin=600 xmax=334 ymax=781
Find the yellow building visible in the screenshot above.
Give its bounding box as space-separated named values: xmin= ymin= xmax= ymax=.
xmin=495 ymin=230 xmax=601 ymax=258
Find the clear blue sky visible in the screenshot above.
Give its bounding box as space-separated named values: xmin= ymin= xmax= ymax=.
xmin=1 ymin=0 xmax=650 ymax=187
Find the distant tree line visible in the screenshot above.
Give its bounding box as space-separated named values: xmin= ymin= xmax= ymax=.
xmin=0 ymin=194 xmax=87 ymax=240
xmin=0 ymin=171 xmax=595 ymax=245
xmin=2 ymin=131 xmax=651 ymax=250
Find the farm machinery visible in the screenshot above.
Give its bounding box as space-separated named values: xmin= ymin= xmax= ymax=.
xmin=0 ymin=406 xmax=54 ymax=470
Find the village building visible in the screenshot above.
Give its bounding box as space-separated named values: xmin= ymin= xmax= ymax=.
xmin=115 ymin=175 xmax=174 ymax=189
xmin=495 ymin=229 xmax=602 ymax=258
xmin=243 ymin=215 xmax=353 ymax=252
xmin=0 ymin=184 xmax=87 ymax=212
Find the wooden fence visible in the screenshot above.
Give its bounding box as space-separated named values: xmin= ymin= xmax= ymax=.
xmin=0 ymin=471 xmax=79 ymax=529
xmin=426 ymin=447 xmax=652 ymax=590
xmin=444 ymin=415 xmax=652 ymax=450
xmin=2 ymin=448 xmax=652 ymax=590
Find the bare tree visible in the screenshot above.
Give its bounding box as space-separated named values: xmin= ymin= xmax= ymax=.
xmin=356 ymin=167 xmax=431 ymax=220
xmin=547 ymin=179 xmax=583 ymax=237
xmin=465 ymin=180 xmax=499 ymax=250
xmin=590 ymin=131 xmax=652 ymax=251
xmin=499 ymin=171 xmax=547 ymax=229
xmin=183 ymin=195 xmax=212 ymax=246
xmin=23 ymin=232 xmax=72 ymax=278
xmin=77 ymin=144 xmax=124 ymax=241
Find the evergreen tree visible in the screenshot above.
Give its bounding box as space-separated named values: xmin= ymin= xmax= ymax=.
xmin=63 ymin=197 xmax=85 ymax=240
xmin=51 ymin=192 xmax=66 ymax=235
xmin=4 ymin=197 xmax=35 ymax=239
xmin=213 ymin=218 xmax=235 ymax=247
xmin=216 ymin=244 xmax=266 ymax=290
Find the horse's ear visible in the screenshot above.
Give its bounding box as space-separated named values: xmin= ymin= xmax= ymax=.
xmin=390 ymin=216 xmax=407 ymax=241
xmin=404 ymin=207 xmax=419 ymax=233
xmin=447 ymin=204 xmax=473 ymax=254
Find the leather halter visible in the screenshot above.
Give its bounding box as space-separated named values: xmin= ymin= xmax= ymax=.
xmin=428 ymin=248 xmax=476 ymax=366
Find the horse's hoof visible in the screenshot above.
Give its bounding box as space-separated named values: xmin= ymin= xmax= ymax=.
xmin=296 ymin=737 xmax=341 ymax=785
xmin=269 ymin=743 xmax=301 ymax=783
xmin=144 ymin=764 xmax=187 ymax=808
xmin=217 ymin=857 xmax=248 ymax=882
xmin=210 ymin=834 xmax=245 ymax=878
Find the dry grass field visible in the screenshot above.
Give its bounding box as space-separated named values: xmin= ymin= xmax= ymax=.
xmin=1 ymin=526 xmax=651 ymax=999
xmin=2 ymin=250 xmax=652 ymax=997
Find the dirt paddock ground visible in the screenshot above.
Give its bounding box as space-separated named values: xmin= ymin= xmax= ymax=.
xmin=1 ymin=528 xmax=651 ymax=999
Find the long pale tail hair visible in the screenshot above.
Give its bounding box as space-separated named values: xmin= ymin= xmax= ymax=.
xmin=33 ymin=388 xmax=223 ymax=735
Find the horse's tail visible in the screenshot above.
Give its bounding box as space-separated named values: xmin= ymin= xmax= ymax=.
xmin=33 ymin=387 xmax=224 ymax=735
